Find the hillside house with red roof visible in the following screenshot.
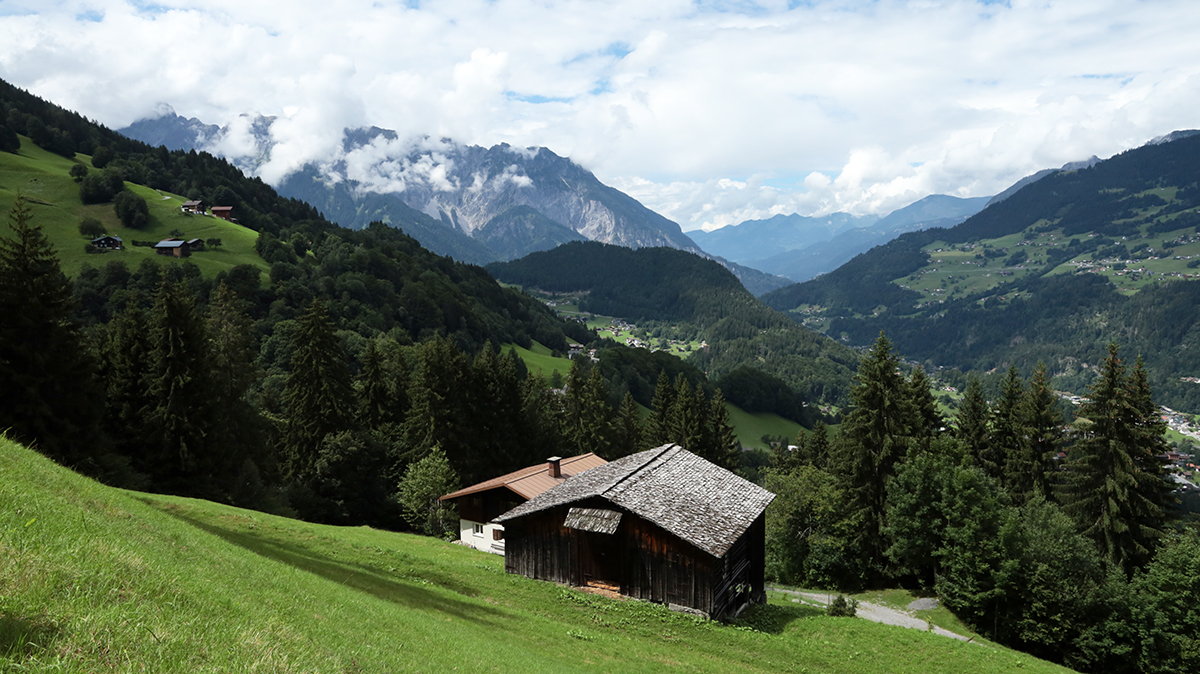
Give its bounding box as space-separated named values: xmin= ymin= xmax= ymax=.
xmin=440 ymin=453 xmax=607 ymax=555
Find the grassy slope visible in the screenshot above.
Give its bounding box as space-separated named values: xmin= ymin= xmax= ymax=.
xmin=0 ymin=437 xmax=1072 ymax=674
xmin=0 ymin=137 xmax=266 ymax=278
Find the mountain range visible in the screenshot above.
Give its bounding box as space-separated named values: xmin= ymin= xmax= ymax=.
xmin=118 ymin=110 xmax=790 ymax=294
xmin=761 ymin=129 xmax=1200 ymax=410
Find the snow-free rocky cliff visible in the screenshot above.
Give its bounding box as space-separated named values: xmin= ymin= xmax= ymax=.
xmin=119 ymin=113 xmax=701 ymax=261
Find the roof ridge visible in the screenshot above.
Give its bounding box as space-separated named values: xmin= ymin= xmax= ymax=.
xmin=599 ymin=444 xmax=677 ymax=498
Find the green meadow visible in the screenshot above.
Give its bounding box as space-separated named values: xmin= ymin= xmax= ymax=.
xmin=1 ymin=436 xmax=1073 ymax=673
xmin=0 ymin=136 xmax=266 ymax=278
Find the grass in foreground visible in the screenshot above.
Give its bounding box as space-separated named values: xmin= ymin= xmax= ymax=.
xmin=0 ymin=438 xmax=1076 ymax=672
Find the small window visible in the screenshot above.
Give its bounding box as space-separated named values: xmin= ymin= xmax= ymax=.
xmin=493 ymin=528 xmax=504 ymax=541
xmin=473 ymin=523 xmax=484 ymax=537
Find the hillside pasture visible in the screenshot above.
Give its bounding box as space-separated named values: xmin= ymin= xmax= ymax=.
xmin=0 ymin=136 xmax=265 ymax=278
xmin=0 ymin=436 xmax=1072 ymax=673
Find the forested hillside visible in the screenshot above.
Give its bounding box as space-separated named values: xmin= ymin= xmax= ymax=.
xmin=2 ymin=79 xmax=753 ymax=530
xmin=763 ymin=132 xmax=1200 ymax=408
xmin=488 ymin=241 xmax=860 ymax=406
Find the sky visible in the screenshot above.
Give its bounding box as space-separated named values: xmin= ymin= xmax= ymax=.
xmin=1 ymin=0 xmax=1199 ymax=232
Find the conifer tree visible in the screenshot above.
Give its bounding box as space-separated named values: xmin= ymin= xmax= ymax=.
xmin=1128 ymin=354 xmax=1175 ymax=535
xmin=808 ymin=421 xmax=831 ymax=470
xmin=648 ymin=370 xmax=675 ymax=446
xmin=100 ymin=297 xmax=153 ymax=460
xmin=562 ymin=362 xmax=615 ymax=458
xmin=0 ymin=194 xmax=103 ymax=465
xmin=907 ymin=367 xmax=944 ymax=443
xmin=1060 ymin=344 xmax=1172 ymax=572
xmin=833 ymin=331 xmax=915 ymax=574
xmin=467 ymin=345 xmax=528 ymax=474
xmin=955 ymin=377 xmax=990 ymax=465
xmin=987 ymin=366 xmax=1024 ymax=483
xmin=669 ymin=375 xmax=706 ymax=452
xmin=705 ymin=388 xmax=741 ymax=471
xmin=613 ymin=391 xmax=644 ymax=459
xmin=1010 ymin=362 xmax=1062 ymax=502
xmin=357 ymin=339 xmax=396 ymax=429
xmin=143 ymin=274 xmax=215 ymax=487
xmin=205 ymin=281 xmax=264 ymax=485
xmin=282 ymin=299 xmax=356 ymax=482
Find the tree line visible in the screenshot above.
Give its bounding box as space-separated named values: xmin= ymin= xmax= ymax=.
xmin=2 ymin=194 xmax=748 ymax=532
xmin=765 ymin=332 xmax=1195 ymax=672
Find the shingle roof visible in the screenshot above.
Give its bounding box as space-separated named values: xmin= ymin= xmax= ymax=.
xmin=563 ymin=507 xmax=622 ymax=535
xmin=496 ymin=444 xmax=775 ymax=558
xmin=439 ymin=453 xmax=607 ymax=502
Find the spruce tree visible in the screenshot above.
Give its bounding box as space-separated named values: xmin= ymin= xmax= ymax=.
xmin=648 ymin=370 xmax=675 ymax=446
xmin=0 ymin=195 xmax=103 ymax=465
xmin=613 ymin=391 xmax=644 ymax=459
xmin=1128 ymin=355 xmax=1175 ymax=537
xmin=205 ymin=281 xmax=265 ymax=494
xmin=808 ymin=421 xmax=831 ymax=470
xmin=706 ymin=388 xmax=741 ymax=471
xmin=143 ymin=274 xmax=215 ymax=488
xmin=563 ymin=363 xmax=615 ymax=458
xmin=100 ymin=297 xmax=153 ymax=461
xmin=955 ymin=377 xmax=991 ymax=465
xmin=1011 ymin=362 xmax=1062 ymax=502
xmin=833 ymin=331 xmax=915 ymax=574
xmin=357 ymin=339 xmax=396 ymax=429
xmin=907 ymin=367 xmax=944 ymax=443
xmin=1060 ymin=344 xmax=1171 ymax=572
xmin=282 ymin=299 xmax=356 ymax=482
xmin=987 ymin=366 xmax=1024 ymax=483
xmin=669 ymin=375 xmax=705 ymax=452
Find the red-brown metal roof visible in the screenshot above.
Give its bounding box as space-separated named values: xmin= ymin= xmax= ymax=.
xmin=439 ymin=453 xmax=607 ymax=502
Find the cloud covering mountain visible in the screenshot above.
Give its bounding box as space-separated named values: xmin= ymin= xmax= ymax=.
xmin=3 ymin=0 xmax=1199 ymax=232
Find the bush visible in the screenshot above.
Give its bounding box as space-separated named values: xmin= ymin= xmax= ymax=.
xmin=0 ymin=124 xmax=20 ymax=154
xmin=79 ymin=167 xmax=125 ymax=204
xmin=78 ymin=218 xmax=106 ymax=238
xmin=827 ymin=595 xmax=858 ymax=617
xmin=1187 ymin=259 xmax=1200 ymax=269
xmin=113 ymin=190 xmax=149 ymax=229
xmin=91 ymin=145 xmax=114 ymax=169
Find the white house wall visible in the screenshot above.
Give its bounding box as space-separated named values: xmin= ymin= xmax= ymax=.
xmin=459 ymin=519 xmax=506 ymax=555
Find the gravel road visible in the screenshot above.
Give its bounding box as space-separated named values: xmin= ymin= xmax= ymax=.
xmin=768 ymin=587 xmax=973 ymax=642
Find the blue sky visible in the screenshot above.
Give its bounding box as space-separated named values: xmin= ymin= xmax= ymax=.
xmin=1 ymin=0 xmax=1198 ymax=230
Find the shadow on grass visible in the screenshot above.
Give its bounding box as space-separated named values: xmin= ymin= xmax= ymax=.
xmin=734 ymin=601 xmax=824 ymax=635
xmin=155 ymin=506 xmax=510 ymax=628
xmin=0 ymin=614 xmax=59 ymax=659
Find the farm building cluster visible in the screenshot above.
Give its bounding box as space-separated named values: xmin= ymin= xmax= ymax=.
xmin=441 ymin=444 xmax=775 ymax=620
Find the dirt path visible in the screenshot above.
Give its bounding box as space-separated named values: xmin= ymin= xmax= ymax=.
xmin=769 ymin=588 xmax=973 ymax=642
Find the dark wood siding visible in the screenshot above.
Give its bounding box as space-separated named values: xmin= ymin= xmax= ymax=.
xmin=504 ymin=505 xmax=578 ymax=585
xmin=505 ymin=505 xmax=767 ymax=620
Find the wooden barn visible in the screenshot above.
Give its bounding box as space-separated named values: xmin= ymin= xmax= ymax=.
xmin=153 ymin=239 xmax=191 ymax=257
xmin=495 ymin=444 xmax=775 ymax=620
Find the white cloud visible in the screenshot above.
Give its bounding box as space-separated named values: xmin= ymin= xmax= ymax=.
xmin=2 ymin=0 xmax=1199 ymax=230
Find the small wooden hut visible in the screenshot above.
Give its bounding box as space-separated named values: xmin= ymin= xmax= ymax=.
xmin=496 ymin=444 xmax=775 ymax=620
